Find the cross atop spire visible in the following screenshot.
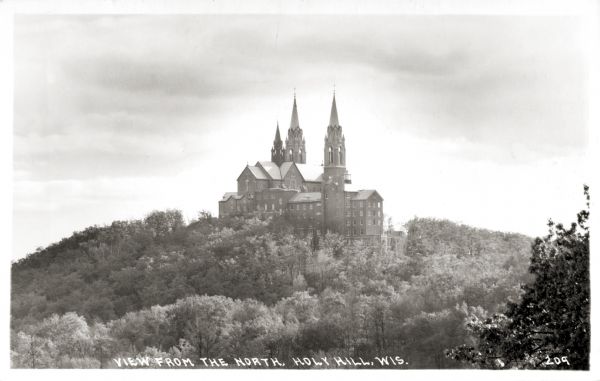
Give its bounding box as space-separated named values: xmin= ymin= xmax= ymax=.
xmin=290 ymin=93 xmax=300 ymax=130
xmin=329 ymin=93 xmax=339 ymax=127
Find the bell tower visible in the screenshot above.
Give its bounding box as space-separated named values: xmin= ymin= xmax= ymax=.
xmin=322 ymin=93 xmax=349 ymax=234
xmin=284 ymin=93 xmax=307 ymax=163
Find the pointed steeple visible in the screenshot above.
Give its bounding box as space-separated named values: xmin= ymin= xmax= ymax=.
xmin=290 ymin=94 xmax=300 ymax=130
xmin=271 ymin=121 xmax=285 ymax=166
xmin=329 ymin=93 xmax=339 ymax=127
xmin=275 ymin=122 xmax=282 ymax=143
xmin=285 ymin=92 xmax=306 ymax=163
xmin=324 ymin=92 xmax=345 ymax=168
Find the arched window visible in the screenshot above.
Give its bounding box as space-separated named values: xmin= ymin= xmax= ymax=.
xmin=299 ymin=149 xmax=302 ymax=162
xmin=340 ymin=149 xmax=344 ymax=165
xmin=328 ymin=147 xmax=333 ymax=164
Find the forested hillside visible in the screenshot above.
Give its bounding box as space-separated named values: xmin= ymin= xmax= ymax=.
xmin=11 ymin=211 xmax=534 ymax=368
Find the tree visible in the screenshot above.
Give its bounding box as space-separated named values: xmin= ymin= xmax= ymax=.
xmin=168 ymin=295 xmax=234 ymax=359
xmin=447 ymin=185 xmax=590 ymax=369
xmin=144 ymin=209 xmax=185 ymax=239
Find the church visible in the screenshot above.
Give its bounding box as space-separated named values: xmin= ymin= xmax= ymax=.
xmin=218 ymin=93 xmax=384 ymax=240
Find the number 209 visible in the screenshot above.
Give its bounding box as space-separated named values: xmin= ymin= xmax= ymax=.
xmin=544 ymin=356 xmax=570 ymax=366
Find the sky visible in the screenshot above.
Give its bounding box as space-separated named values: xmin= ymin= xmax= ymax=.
xmin=11 ymin=14 xmax=592 ymax=260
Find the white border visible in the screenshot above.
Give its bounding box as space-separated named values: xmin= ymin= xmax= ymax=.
xmin=1 ymin=1 xmax=598 ymax=381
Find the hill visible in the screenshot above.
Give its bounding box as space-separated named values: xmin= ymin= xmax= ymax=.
xmin=11 ymin=210 xmax=533 ymax=368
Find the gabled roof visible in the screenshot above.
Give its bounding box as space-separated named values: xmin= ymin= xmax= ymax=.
xmin=257 ymin=161 xmax=282 ymax=180
xmin=237 ymin=161 xmax=323 ymax=183
xmin=295 ymin=163 xmax=323 ymax=182
xmin=248 ymin=166 xmax=269 ymax=180
xmin=220 ymin=192 xmax=245 ymax=202
xmin=352 ymin=189 xmax=383 ymax=201
xmin=237 ymin=165 xmax=269 ymax=181
xmin=280 ymin=162 xmax=295 ymax=178
xmin=289 ymin=192 xmax=322 ymax=203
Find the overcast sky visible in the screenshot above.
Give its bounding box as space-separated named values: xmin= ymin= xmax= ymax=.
xmin=12 ymin=14 xmax=591 ymax=260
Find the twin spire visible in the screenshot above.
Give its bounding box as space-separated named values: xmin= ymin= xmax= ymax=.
xmin=287 ymin=90 xmax=340 ymax=129
xmin=271 ymin=90 xmax=341 ymax=166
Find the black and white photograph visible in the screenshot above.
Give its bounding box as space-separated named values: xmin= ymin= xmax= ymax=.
xmin=2 ymin=0 xmax=598 ymax=378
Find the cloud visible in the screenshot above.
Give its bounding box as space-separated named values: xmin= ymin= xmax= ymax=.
xmin=12 ymin=14 xmax=590 ymax=259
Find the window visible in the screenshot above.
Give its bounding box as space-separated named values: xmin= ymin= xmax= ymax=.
xmin=310 ymin=204 xmax=313 ymax=210
xmin=279 ymin=198 xmax=282 ymax=205
xmin=346 ymin=220 xmax=350 ymax=226
xmin=340 ymin=150 xmax=344 ymax=165
xmin=272 ymin=203 xmax=275 ymax=210
xmin=328 ymin=147 xmax=333 ymax=164
xmin=359 ymin=210 xmax=363 ymax=217
xmin=360 ymin=219 xmax=363 ymax=225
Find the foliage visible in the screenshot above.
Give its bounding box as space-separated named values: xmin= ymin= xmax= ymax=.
xmin=447 ymin=185 xmax=590 ymax=369
xmin=11 ymin=206 xmax=538 ymax=368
